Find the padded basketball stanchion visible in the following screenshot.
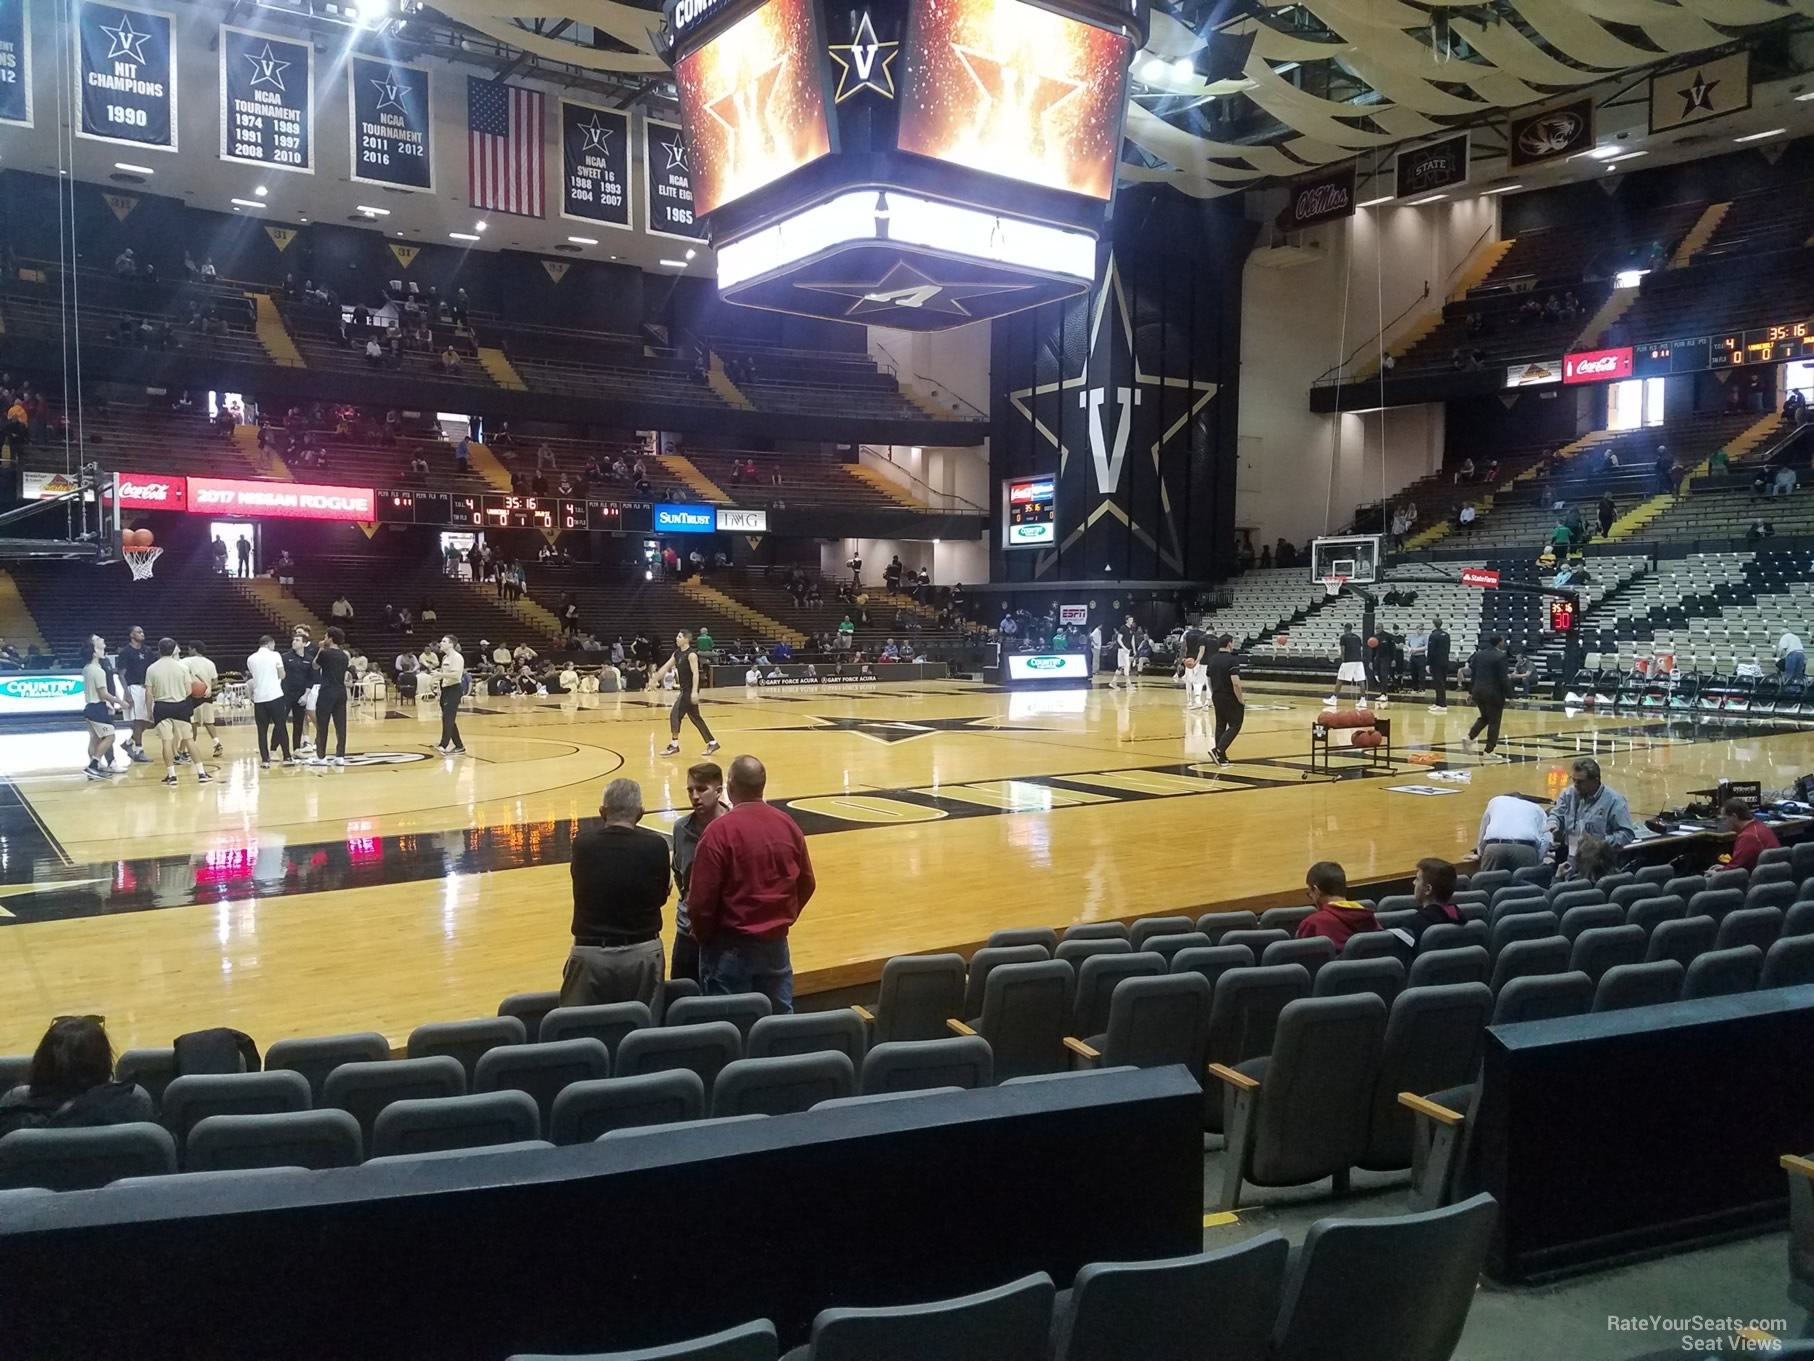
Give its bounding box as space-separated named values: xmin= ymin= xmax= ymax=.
xmin=1306 ymin=709 xmax=1393 ymax=779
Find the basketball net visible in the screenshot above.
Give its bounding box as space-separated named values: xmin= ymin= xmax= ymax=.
xmin=1322 ymin=576 xmax=1347 ymax=599
xmin=123 ymin=547 xmax=162 ymax=582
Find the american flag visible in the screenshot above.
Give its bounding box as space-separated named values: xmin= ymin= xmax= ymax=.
xmin=468 ymin=77 xmax=545 ymax=217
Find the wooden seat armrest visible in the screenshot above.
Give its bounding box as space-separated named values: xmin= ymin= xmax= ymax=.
xmin=1207 ymin=1062 xmax=1259 ymax=1091
xmin=1063 ymin=1036 xmax=1101 ymax=1061
xmin=946 ymin=1019 xmax=977 ymax=1037
xmin=1399 ymin=1092 xmax=1465 ymax=1126
xmin=850 ymin=1004 xmax=875 ymax=1023
xmin=1782 ymin=1153 xmax=1814 ymax=1181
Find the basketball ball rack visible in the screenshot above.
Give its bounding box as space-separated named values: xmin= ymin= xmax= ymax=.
xmin=1307 ymin=709 xmax=1394 ymax=779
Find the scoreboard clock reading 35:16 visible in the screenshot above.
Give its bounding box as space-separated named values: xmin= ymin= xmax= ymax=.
xmin=1003 ymin=477 xmax=1056 ymax=550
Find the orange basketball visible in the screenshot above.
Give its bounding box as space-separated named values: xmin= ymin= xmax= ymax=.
xmin=128 ymin=528 xmax=154 ymax=548
xmin=1367 ymin=636 xmax=1379 ymax=648
xmin=1183 ymin=657 xmax=1197 ymax=669
xmin=190 ymin=676 xmax=208 ymax=698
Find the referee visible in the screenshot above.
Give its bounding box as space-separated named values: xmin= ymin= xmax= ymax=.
xmin=1206 ymin=633 xmax=1245 ymax=765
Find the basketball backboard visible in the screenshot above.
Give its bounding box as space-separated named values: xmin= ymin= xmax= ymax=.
xmin=1310 ymin=534 xmax=1381 ymax=585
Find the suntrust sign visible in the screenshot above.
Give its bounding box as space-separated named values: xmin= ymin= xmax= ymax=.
xmin=1563 ymin=346 xmax=1634 ymax=385
xmin=185 ymin=478 xmax=376 ymax=521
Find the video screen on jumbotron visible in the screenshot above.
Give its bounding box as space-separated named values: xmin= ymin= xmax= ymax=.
xmin=673 ymin=0 xmax=833 ymax=217
xmin=897 ymin=0 xmax=1130 ymax=202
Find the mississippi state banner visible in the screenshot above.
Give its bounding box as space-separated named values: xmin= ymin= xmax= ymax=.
xmin=0 ymin=0 xmax=31 ymax=128
xmin=219 ymin=25 xmax=313 ymax=173
xmin=349 ymin=53 xmax=432 ymax=190
xmin=560 ymin=98 xmax=631 ymax=229
xmin=77 ymin=0 xmax=175 ymax=150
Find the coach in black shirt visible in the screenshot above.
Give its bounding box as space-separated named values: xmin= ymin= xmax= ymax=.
xmin=1427 ymin=619 xmax=1451 ymax=712
xmin=1206 ymin=634 xmax=1245 ymax=766
xmin=1466 ymin=636 xmax=1511 ymax=759
xmin=562 ymin=777 xmax=671 ymax=1008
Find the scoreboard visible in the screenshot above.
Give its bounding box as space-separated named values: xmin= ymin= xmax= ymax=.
xmin=1003 ymin=476 xmax=1056 ymax=550
xmin=373 ymin=491 xmax=637 ymax=531
xmin=1547 ymin=598 xmax=1577 ymax=634
xmin=1711 ymin=321 xmax=1814 ymax=366
xmin=1634 ymin=336 xmax=1711 ymax=377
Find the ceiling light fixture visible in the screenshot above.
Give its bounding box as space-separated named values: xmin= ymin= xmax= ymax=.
xmin=355 ymin=204 xmax=390 ymax=216
xmin=1356 ymin=194 xmax=1394 ymax=208
xmin=475 ymin=221 xmax=487 ymax=232
xmin=1735 ymin=127 xmax=1786 ymax=143
xmin=449 ymin=232 xmax=480 ymax=242
xmin=1483 ymin=183 xmax=1523 ymax=195
xmin=114 ymin=161 xmax=154 ymax=175
xmin=659 ymin=258 xmax=689 ymax=268
xmin=1407 ymin=192 xmax=1448 ymax=206
xmin=685 ymin=248 xmax=697 ymax=260
xmin=230 ymin=197 xmax=263 ymax=208
xmin=253 ymin=186 xmax=268 ymax=197
xmin=567 ymin=235 xmax=598 ymax=245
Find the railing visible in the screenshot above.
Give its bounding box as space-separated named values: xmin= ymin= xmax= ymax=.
xmin=858 ymin=445 xmax=987 ymax=515
xmin=1310 ymin=284 xmax=1432 ymax=387
xmin=868 ymin=336 xmax=990 ymax=421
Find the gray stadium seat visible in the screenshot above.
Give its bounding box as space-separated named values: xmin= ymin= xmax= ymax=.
xmin=323 ymin=1055 xmax=466 ymax=1146
xmin=1568 ymin=925 xmax=1647 ymax=983
xmin=1169 ymin=944 xmax=1253 ymax=998
xmin=1681 ymin=945 xmax=1765 ymax=1000
xmin=746 ymin=1012 xmax=867 ymax=1065
xmin=653 ymin=979 xmax=700 ymax=1025
xmin=1488 ymin=913 xmax=1559 ymax=961
xmin=1374 ymin=910 xmax=1418 ymax=932
xmin=1051 ymin=1234 xmax=1289 ymax=1361
xmin=986 ymin=927 xmax=1057 ymax=952
xmin=541 ymin=1002 xmax=653 ymax=1054
xmin=1054 ymin=939 xmax=1131 ymax=970
xmin=1468 ymin=870 xmax=1512 ymax=893
xmin=855 ymin=954 xmax=966 ymax=1044
xmin=1219 ymin=929 xmax=1291 ymax=954
xmin=1646 ymin=915 xmax=1718 ymax=968
xmin=1487 ymin=897 xmax=1551 ymax=930
xmin=615 ymin=1023 xmax=742 ymax=1100
xmin=665 ymin=994 xmax=773 ymax=1040
xmin=811 ymin=1088 xmax=963 ymax=1111
xmin=407 ymin=1017 xmax=527 ymax=1083
xmin=1062 ymin=922 xmax=1129 ymax=943
xmin=507 ymin=1320 xmax=779 ymax=1361
xmin=369 ymin=1089 xmax=540 ymax=1158
xmin=1595 ymin=873 xmax=1637 ymax=897
xmin=1559 ymin=905 xmax=1623 ymax=941
xmin=1762 ymin=935 xmax=1814 ymax=989
xmin=1214 ymin=994 xmax=1388 ymax=1210
xmin=1488 ymin=936 xmax=1571 ymax=995
xmin=1418 ymin=922 xmax=1486 ymax=954
xmin=474 ymin=1040 xmax=612 ymax=1127
xmin=955 ymin=960 xmax=1073 ymax=1081
xmin=1491 ymin=971 xmax=1594 ymax=1024
xmin=1549 ymin=888 xmax=1607 ymax=917
xmin=265 ymin=1033 xmax=391 ymax=1104
xmin=1758 ymin=845 xmax=1795 ymax=869
xmin=1374 ymin=895 xmax=1417 ymax=915
xmin=790 ymin=1272 xmax=1054 ymax=1361
xmin=0 ymin=1123 xmax=175 ymax=1191
xmin=1068 ymin=973 xmax=1211 ymax=1073
xmin=1491 ymin=884 xmax=1547 ymax=912
xmin=1361 ymin=984 xmax=1491 ymax=1172
xmin=160 ymin=1070 xmax=312 ymax=1159
xmin=1688 ymin=889 xmax=1744 ymax=924
xmin=1258 ymin=906 xmax=1317 ymax=934
xmin=1609 ymin=884 xmax=1654 ymax=912
xmin=1746 ymin=882 xmax=1799 ymax=914
xmin=1270 ymin=1194 xmax=1498 ymax=1361
xmin=1627 ymin=895 xmax=1687 ymax=934
xmin=1408 ymin=946 xmax=1489 ymax=990
xmin=549 ymin=1072 xmax=705 ymax=1144
xmin=1128 ymin=916 xmax=1195 ymax=950
xmin=1141 ymin=932 xmax=1211 ymax=968
xmin=1071 ymin=951 xmax=1166 ymax=1038
xmin=1513 ymin=864 xmax=1555 ymax=888
xmin=960 ymin=945 xmax=1048 ymax=1019
xmin=1785 ymin=902 xmax=1814 ymax=938
xmin=1262 ymin=937 xmax=1337 ymax=980
xmin=113 ymin=1048 xmax=177 ymax=1109
xmin=1592 ymin=961 xmax=1685 ymax=1012
xmin=185 ymin=1109 xmax=363 ymax=1170
xmin=368 ymin=1140 xmax=553 ymax=1165
xmin=0 ymin=1057 xmax=27 ymax=1097
xmin=1313 ymin=957 xmax=1406 ymax=1005
xmin=1197 ymin=911 xmax=1260 ymax=942
xmin=1205 ymin=964 xmax=1311 ymax=1070
xmin=860 ymin=1038 xmax=993 ymax=1094
xmin=1633 ymin=864 xmax=1673 ymax=886
xmin=711 ymin=1054 xmax=855 ymax=1117
xmin=1663 ymin=875 xmax=1706 ymax=900
xmin=1716 ymin=906 xmax=1784 ymax=954
xmin=1343 ymin=929 xmax=1415 ymax=961
xmin=497 ymin=992 xmax=562 ymax=1046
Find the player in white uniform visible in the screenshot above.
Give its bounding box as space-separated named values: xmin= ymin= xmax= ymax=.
xmin=1181 ymin=623 xmax=1211 ymax=709
xmin=1111 ymin=616 xmax=1137 ymax=687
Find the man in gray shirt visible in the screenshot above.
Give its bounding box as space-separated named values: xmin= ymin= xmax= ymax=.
xmin=1546 ymin=757 xmax=1637 ymax=866
xmin=669 ymin=760 xmax=727 ymax=984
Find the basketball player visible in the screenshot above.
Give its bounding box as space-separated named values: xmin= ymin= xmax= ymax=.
xmin=1110 ymin=615 xmax=1137 ymax=688
xmin=1206 ymin=634 xmax=1245 ymax=765
xmin=246 ymin=634 xmax=293 ymax=768
xmin=116 ymin=624 xmax=153 ymax=763
xmin=1181 ymin=619 xmax=1210 ymax=710
xmin=1333 ymin=624 xmax=1367 ymax=705
xmin=281 ymin=628 xmax=316 ymax=755
xmin=1426 ymin=618 xmax=1451 ymax=714
xmin=311 ymin=626 xmax=351 ymax=765
xmin=1465 ymin=635 xmax=1512 ymax=761
xmin=81 ymin=634 xmax=124 ymax=779
xmin=145 ymin=636 xmax=209 ymax=785
xmin=182 ymin=641 xmax=223 ymax=760
xmin=434 ymin=635 xmax=467 ymax=755
xmin=651 ymin=630 xmax=720 ymax=757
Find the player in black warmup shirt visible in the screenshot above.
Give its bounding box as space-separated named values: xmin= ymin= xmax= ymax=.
xmin=1334 ymin=624 xmax=1368 ymax=704
xmin=651 ymin=630 xmax=721 ymax=758
xmin=1466 ymin=635 xmax=1511 ymax=760
xmin=311 ymin=626 xmax=351 ymax=764
xmin=1205 ymin=634 xmax=1245 ymax=765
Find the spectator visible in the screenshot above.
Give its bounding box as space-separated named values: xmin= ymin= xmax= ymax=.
xmin=211 ymin=535 xmax=229 ymax=576
xmin=1547 ymin=757 xmax=1636 ymax=869
xmin=560 ymin=777 xmax=671 ymax=1008
xmin=1597 ymin=492 xmax=1615 ymax=538
xmin=0 ymin=1016 xmax=154 ymax=1137
xmin=330 ymin=593 xmax=354 ymax=622
xmin=364 ymin=337 xmax=384 ymax=368
xmin=1294 ymin=861 xmax=1378 ymax=948
xmin=1475 ymin=792 xmax=1550 ymax=871
xmin=685 ymin=755 xmax=815 ymax=1011
xmin=0 ymin=637 xmax=20 ymax=671
xmin=113 ymin=247 xmax=135 ymax=278
xmin=440 ymin=346 xmax=461 ymax=375
xmin=1773 ymin=465 xmax=1798 ymax=497
xmin=536 ymin=443 xmax=557 ymax=472
xmin=669 ymin=760 xmax=728 ymax=985
xmin=1406 ymin=857 xmax=1462 ymax=945
xmin=201 ymin=256 xmax=217 ymax=280
xmin=1747 ymin=519 xmax=1775 ymax=546
xmin=1722 ymin=796 xmax=1781 ymax=872
xmin=1709 ymin=446 xmax=1730 ymax=475
xmin=1779 ymin=630 xmax=1805 ymax=682
xmin=1453 ymin=456 xmax=1474 ymax=485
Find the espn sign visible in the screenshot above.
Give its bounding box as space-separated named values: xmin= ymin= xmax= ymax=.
xmin=1460 ymin=568 xmax=1501 ymax=588
xmin=1563 ymin=346 xmax=1634 ymax=385
xmin=185 ymin=478 xmax=376 ymax=521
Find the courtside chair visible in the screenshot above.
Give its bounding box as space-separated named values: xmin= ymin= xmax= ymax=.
xmin=1408 ymin=946 xmax=1490 ymax=990
xmin=1262 ymin=937 xmax=1337 ymax=980
xmin=323 ymin=1055 xmax=466 ymax=1147
xmin=1360 ymin=984 xmax=1492 ymax=1172
xmin=1627 ymin=895 xmax=1688 ymax=934
xmin=1269 ymin=1194 xmax=1498 ymax=1361
xmin=1785 ymin=902 xmax=1814 ymax=938
xmin=541 ymin=1002 xmax=652 ymax=1056
xmin=1064 ymin=973 xmax=1211 ymax=1073
xmin=1717 ymin=906 xmax=1785 ymax=954
xmin=959 ymin=945 xmax=1048 ymax=1020
xmin=1212 ymin=994 xmax=1388 ymax=1211
xmin=1609 ymin=883 xmax=1655 ymax=912
xmin=1559 ymin=905 xmax=1623 ymax=941
xmin=1763 ymin=936 xmax=1814 ymax=989
xmin=0 ymin=1057 xmax=27 ymax=1097
xmin=781 ymin=1272 xmax=1054 ymax=1361
xmin=1204 ymin=965 xmax=1311 ymax=1084
xmin=1128 ymin=916 xmax=1194 ymax=951
xmin=666 ymin=994 xmax=772 ymax=1040
xmin=1664 ymin=875 xmax=1707 ymax=901
xmin=985 ymin=927 xmax=1057 ymax=952
xmin=1061 ymin=922 xmax=1129 ymax=943
xmin=549 ymin=1072 xmax=705 ymax=1144
xmin=1220 ymin=929 xmax=1290 ymax=954
xmin=1682 ymin=945 xmax=1765 ymax=999
xmin=1345 ymin=928 xmax=1417 ymax=961
xmin=746 ymin=1012 xmax=867 ymax=1065
xmin=1488 ymin=913 xmax=1560 ymax=963
xmin=265 ymin=1033 xmax=391 ymax=1104
xmin=1419 ymin=922 xmax=1486 ymax=954
xmin=1313 ymin=957 xmax=1406 ymax=1006
xmin=1491 ymin=971 xmax=1594 ymax=1025
xmin=853 ymin=954 xmax=965 ymax=1044
xmin=949 ymin=960 xmax=1073 ymax=1081
xmin=1198 ymin=910 xmax=1260 ymax=942
xmin=1258 ymin=906 xmax=1316 ymax=934
xmin=185 ymin=1109 xmax=362 ymax=1171
xmin=615 ymin=1023 xmax=742 ymax=1101
xmin=1071 ymin=952 xmax=1166 ymax=1038
xmin=1550 ymin=888 xmax=1606 ymax=917
xmin=712 ymin=1053 xmax=855 ymax=1117
xmin=113 ymin=1048 xmax=178 ymax=1109
xmin=369 ymin=1089 xmax=540 ymax=1158
xmin=508 ymin=1319 xmax=780 ymax=1361
xmin=160 ymin=1071 xmax=311 ymax=1162
xmin=1050 ymin=1235 xmax=1289 ymax=1361
xmin=1142 ymin=932 xmax=1211 ymax=968
xmin=407 ymin=1017 xmax=527 ymax=1084
xmin=0 ymin=1124 xmax=175 ymax=1191
xmin=1488 ymin=937 xmax=1571 ymax=996
xmin=475 ymin=1040 xmax=612 ymax=1128
xmin=1647 ymin=915 xmax=1718 ymax=968
xmin=1747 ymin=882 xmax=1800 ymax=915
xmin=498 ymin=992 xmax=562 ymax=1045
xmin=860 ymin=1037 xmax=994 ymax=1093
xmin=1054 ymin=939 xmax=1131 ymax=970
xmin=1568 ymin=925 xmax=1647 ymax=983
xmin=1592 ymin=961 xmax=1685 ymax=1012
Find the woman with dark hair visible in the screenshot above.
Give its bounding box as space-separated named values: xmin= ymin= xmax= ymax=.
xmin=0 ymin=1016 xmax=153 ymax=1136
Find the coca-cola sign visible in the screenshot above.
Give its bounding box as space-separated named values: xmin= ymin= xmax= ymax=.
xmin=117 ymin=472 xmax=186 ymax=510
xmin=1563 ymin=346 xmax=1635 ymax=384
xmin=1276 ymin=165 xmax=1355 ymax=232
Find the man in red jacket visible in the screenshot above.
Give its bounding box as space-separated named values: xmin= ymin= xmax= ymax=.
xmin=1722 ymin=797 xmax=1781 ymax=872
xmin=686 ymin=754 xmax=816 ymax=1012
xmin=1296 ymin=861 xmax=1379 ymax=948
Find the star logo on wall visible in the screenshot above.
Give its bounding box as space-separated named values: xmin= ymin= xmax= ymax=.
xmin=798 ymin=259 xmax=1031 ymax=318
xmin=664 ymin=138 xmax=691 ymax=172
xmin=763 ymin=714 xmax=1044 ymax=744
xmin=101 ymin=14 xmax=150 ymax=64
xmin=245 ymin=42 xmax=290 ymax=93
xmin=952 ymin=44 xmax=1081 ymax=131
xmin=828 ymin=11 xmax=898 ymax=103
xmin=372 ymin=72 xmax=410 ymax=114
xmin=578 ymin=114 xmax=614 ymax=155
xmin=1679 ymin=69 xmax=1720 ymax=119
xmin=1007 ymin=255 xmax=1218 ymax=576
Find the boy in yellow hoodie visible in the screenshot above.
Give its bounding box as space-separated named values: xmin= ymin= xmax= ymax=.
xmin=1296 ymin=861 xmax=1379 ymax=948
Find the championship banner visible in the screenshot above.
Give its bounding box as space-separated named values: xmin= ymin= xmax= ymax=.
xmin=265 ymin=224 xmax=296 ymax=251
xmin=1650 ymin=51 xmax=1749 ymax=135
xmin=644 ymin=116 xmax=705 ymax=241
xmin=1508 ymin=97 xmax=1593 ymax=169
xmin=349 ymin=54 xmax=432 ymax=191
xmin=219 ymin=25 xmax=313 ymax=173
xmin=0 ymin=0 xmax=32 ymax=128
xmin=388 ymin=242 xmax=419 ymax=270
xmin=560 ymin=99 xmax=631 ymax=230
xmin=76 ymin=0 xmax=175 ymax=150
xmin=541 ymin=260 xmax=569 ymax=284
xmin=1395 ymin=132 xmax=1468 ymax=199
xmin=1275 ymin=164 xmax=1354 ymax=232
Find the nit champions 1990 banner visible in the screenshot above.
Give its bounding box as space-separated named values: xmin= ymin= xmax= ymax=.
xmin=77 ymin=0 xmax=175 ymax=150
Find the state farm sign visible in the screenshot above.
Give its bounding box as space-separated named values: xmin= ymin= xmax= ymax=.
xmin=184 ymin=478 xmax=375 ymax=521
xmin=117 ymin=472 xmax=186 ymax=511
xmin=1563 ymin=346 xmax=1634 ymax=385
xmin=1460 ymin=567 xmax=1501 ymax=588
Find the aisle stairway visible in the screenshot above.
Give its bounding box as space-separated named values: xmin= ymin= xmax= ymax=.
xmin=0 ymin=571 xmax=49 ymax=655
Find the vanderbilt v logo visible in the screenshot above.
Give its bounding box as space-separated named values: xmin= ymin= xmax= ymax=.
xmin=1083 ymin=385 xmax=1140 ymax=493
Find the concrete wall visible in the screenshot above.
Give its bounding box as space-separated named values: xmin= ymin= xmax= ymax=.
xmin=820 ymin=536 xmax=987 ymax=588
xmin=868 ymin=322 xmax=992 ymax=418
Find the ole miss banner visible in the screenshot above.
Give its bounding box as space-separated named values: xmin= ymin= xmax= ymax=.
xmin=350 ymin=54 xmax=432 ymax=191
xmin=560 ymin=99 xmax=631 ymax=229
xmin=219 ymin=25 xmax=313 ymax=173
xmin=77 ymin=0 xmax=176 ymax=150
xmin=0 ymin=0 xmax=32 ymax=129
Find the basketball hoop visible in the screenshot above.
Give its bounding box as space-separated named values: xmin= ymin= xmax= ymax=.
xmin=123 ymin=547 xmax=162 ymax=582
xmin=1322 ymin=576 xmax=1347 ymax=599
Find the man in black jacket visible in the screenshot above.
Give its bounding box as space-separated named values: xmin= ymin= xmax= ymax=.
xmin=1466 ymin=635 xmax=1511 ymax=760
xmin=1426 ymin=618 xmax=1451 ymax=713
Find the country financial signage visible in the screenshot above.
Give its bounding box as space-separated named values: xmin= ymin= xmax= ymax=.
xmin=349 ymin=54 xmax=431 ymax=191
xmin=0 ymin=673 xmax=85 ymax=717
xmin=185 ymin=477 xmax=375 ymax=521
xmin=560 ymin=99 xmax=631 ymax=229
xmin=654 ymin=502 xmax=714 ymax=533
xmin=1276 ymin=164 xmax=1354 ymax=232
xmin=0 ymin=0 xmax=32 ymax=128
xmin=1005 ymin=653 xmax=1091 ymax=681
xmin=1563 ymin=346 xmax=1634 ymax=385
xmin=76 ymin=0 xmax=176 ymax=150
xmin=219 ymin=25 xmax=313 ymax=173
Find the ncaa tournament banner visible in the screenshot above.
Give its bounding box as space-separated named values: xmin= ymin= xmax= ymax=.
xmin=219 ymin=25 xmax=313 ymax=173
xmin=1275 ymin=164 xmax=1354 ymax=232
xmin=76 ymin=0 xmax=175 ymax=150
xmin=1394 ymin=131 xmax=1468 ymax=200
xmin=560 ymin=99 xmax=631 ymax=230
xmin=1507 ymin=97 xmax=1592 ymax=169
xmin=0 ymin=0 xmax=31 ymax=128
xmin=349 ymin=54 xmax=432 ymax=191
xmin=644 ymin=116 xmax=705 ymax=241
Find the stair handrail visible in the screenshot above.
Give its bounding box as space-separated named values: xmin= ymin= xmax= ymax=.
xmin=857 ymin=445 xmax=987 ymax=514
xmin=867 ymin=337 xmax=990 ymax=421
xmin=1748 ymin=418 xmax=1813 ymax=466
xmin=1311 ymin=282 xmax=1433 ymax=386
